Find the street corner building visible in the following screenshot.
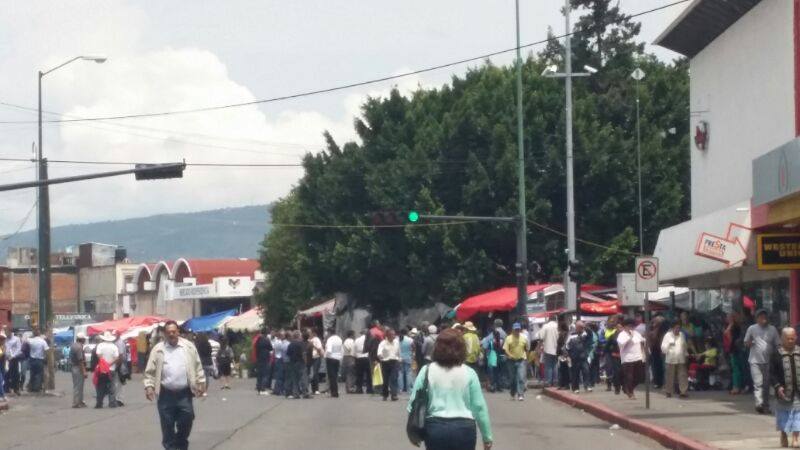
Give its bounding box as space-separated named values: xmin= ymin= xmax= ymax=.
xmin=653 ymin=0 xmax=800 ymax=324
xmin=130 ymin=258 xmax=264 ymax=321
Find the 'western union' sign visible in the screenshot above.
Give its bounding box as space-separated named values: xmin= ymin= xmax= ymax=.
xmin=757 ymin=234 xmax=800 ymax=270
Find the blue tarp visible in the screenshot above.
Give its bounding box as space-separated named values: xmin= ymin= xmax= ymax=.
xmin=54 ymin=329 xmax=74 ymax=346
xmin=182 ymin=309 xmax=238 ymax=332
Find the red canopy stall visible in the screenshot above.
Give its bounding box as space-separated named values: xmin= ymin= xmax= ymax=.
xmin=87 ymin=316 xmax=167 ymax=336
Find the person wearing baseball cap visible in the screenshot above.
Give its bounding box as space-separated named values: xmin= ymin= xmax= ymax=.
xmin=462 ymin=322 xmax=481 ymax=372
xmin=70 ymin=333 xmax=88 ymax=408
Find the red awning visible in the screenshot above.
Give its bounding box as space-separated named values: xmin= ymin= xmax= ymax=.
xmin=581 ymin=300 xmax=620 ymax=316
xmin=87 ymin=316 xmax=168 ymax=336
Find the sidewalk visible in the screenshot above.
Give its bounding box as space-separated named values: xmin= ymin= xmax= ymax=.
xmin=543 ymin=387 xmax=780 ymax=449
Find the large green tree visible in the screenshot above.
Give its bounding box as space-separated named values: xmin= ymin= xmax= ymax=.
xmin=258 ymin=1 xmax=690 ymax=325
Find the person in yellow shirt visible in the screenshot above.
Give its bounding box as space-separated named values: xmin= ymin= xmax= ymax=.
xmin=503 ymin=323 xmax=528 ymax=401
xmin=462 ymin=322 xmax=482 ymax=372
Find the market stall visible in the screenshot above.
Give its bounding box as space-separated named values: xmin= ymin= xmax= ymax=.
xmin=219 ymin=308 xmax=263 ymax=333
xmin=182 ymin=309 xmax=237 ymax=333
xmin=86 ymin=316 xmax=168 ymax=336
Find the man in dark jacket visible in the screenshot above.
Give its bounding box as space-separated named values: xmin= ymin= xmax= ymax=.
xmin=254 ymin=328 xmax=273 ymax=396
xmin=566 ymin=321 xmax=594 ymax=393
xmin=604 ymin=315 xmax=623 ymax=394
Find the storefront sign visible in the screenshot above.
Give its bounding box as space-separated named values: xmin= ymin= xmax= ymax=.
xmin=173 ymin=284 xmax=214 ymax=300
xmin=695 ymin=232 xmax=747 ymax=265
xmin=753 ymin=137 xmax=800 ymax=206
xmin=757 ymin=233 xmax=800 ymax=270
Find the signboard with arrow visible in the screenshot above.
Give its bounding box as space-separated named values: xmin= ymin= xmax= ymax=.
xmin=695 ymin=222 xmax=750 ymax=266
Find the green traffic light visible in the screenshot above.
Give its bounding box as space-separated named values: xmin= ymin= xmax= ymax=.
xmin=408 ymin=211 xmax=420 ymax=223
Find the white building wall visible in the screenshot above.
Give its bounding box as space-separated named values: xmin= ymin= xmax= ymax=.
xmin=689 ymin=0 xmax=795 ymax=217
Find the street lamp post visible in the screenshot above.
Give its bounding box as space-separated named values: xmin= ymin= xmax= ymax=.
xmin=37 ymin=55 xmax=106 ymax=334
xmin=631 ymin=67 xmax=646 ymax=254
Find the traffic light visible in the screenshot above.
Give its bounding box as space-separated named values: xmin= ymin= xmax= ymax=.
xmin=370 ymin=210 xmax=424 ymax=226
xmin=568 ymin=259 xmax=582 ymax=284
xmin=134 ymin=163 xmax=186 ymax=181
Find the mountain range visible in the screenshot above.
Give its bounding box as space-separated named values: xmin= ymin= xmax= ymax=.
xmin=0 ymin=204 xmax=271 ymax=263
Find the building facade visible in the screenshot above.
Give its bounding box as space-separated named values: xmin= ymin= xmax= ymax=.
xmin=654 ymin=0 xmax=800 ymax=324
xmin=131 ymin=258 xmax=263 ymax=321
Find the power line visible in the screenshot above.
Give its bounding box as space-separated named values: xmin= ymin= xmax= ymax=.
xmin=269 ymin=220 xmax=477 ymax=229
xmin=0 ymin=201 xmax=38 ymax=241
xmin=526 ymin=219 xmax=639 ymax=256
xmin=0 ymin=157 xmax=303 ymax=168
xmin=0 ymin=0 xmax=689 ymax=125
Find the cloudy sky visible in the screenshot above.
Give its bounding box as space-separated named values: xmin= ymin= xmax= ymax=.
xmin=0 ymin=0 xmax=687 ymax=236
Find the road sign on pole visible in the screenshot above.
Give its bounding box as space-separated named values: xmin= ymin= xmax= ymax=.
xmin=635 ymin=256 xmax=659 ymax=293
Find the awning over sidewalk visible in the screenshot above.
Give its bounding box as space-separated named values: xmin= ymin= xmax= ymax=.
xmin=654 ymin=201 xmax=752 ymax=282
xmin=220 ymin=308 xmax=263 ymax=332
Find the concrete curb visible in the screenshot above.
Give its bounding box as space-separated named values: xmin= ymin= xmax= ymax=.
xmin=543 ymin=388 xmax=721 ymax=450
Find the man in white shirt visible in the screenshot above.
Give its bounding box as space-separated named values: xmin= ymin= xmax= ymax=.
xmin=95 ymin=332 xmax=120 ymax=408
xmin=144 ymin=320 xmax=205 ymax=450
xmin=308 ymin=330 xmax=325 ymax=395
xmin=5 ymin=332 xmax=22 ymax=395
xmin=377 ymin=328 xmax=401 ymax=401
xmin=538 ymin=316 xmax=560 ymax=387
xmin=661 ymin=320 xmax=689 ymax=398
xmin=325 ymin=329 xmax=343 ymax=398
xmin=617 ymin=318 xmax=646 ymax=399
xmin=353 ymin=330 xmax=372 ymax=394
xmin=342 ymin=330 xmax=356 ymax=394
xmin=27 ymin=329 xmax=49 ymax=393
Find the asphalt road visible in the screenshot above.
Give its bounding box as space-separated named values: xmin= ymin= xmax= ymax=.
xmin=0 ymin=373 xmax=662 ymax=450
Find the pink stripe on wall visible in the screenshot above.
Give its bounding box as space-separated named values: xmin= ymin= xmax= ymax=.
xmin=795 ymin=0 xmax=800 ymax=135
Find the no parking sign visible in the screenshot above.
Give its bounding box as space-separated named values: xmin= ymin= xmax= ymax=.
xmin=635 ymin=257 xmax=659 ymax=293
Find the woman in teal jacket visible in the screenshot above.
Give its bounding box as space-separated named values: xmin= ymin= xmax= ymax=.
xmin=408 ymin=328 xmax=493 ymax=450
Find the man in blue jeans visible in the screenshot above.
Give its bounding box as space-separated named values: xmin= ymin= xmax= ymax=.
xmin=537 ymin=316 xmax=560 ymax=387
xmin=397 ymin=328 xmax=414 ymax=392
xmin=27 ymin=329 xmax=49 ymax=393
xmin=503 ymin=323 xmax=529 ymax=401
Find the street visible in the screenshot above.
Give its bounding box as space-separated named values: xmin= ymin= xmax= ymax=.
xmin=0 ymin=372 xmax=660 ymax=450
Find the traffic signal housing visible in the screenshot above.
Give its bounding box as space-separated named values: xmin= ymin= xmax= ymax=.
xmin=134 ymin=163 xmax=186 ymax=181
xmin=568 ymin=259 xmax=582 ymax=284
xmin=370 ymin=210 xmax=423 ymax=226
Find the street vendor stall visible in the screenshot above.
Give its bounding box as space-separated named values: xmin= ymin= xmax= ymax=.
xmin=182 ymin=309 xmax=237 ymax=333
xmin=219 ymin=308 xmax=263 ymax=333
xmin=86 ymin=316 xmax=167 ymax=336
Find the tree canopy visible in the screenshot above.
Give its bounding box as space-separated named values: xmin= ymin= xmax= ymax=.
xmin=258 ymin=1 xmax=690 ymax=324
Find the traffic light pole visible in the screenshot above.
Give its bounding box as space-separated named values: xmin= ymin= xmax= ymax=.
xmin=417 ymin=214 xmax=528 ymax=320
xmin=0 ymin=162 xmax=186 ymax=193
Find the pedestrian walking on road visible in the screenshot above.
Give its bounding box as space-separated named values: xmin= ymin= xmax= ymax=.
xmin=604 ymin=316 xmax=622 ymax=394
xmin=481 ymin=328 xmax=502 ymax=392
xmin=27 ymin=329 xmax=48 ymax=393
xmin=353 ymin=329 xmax=372 ymax=394
xmin=397 ymin=328 xmax=414 ymax=393
xmin=377 ymin=327 xmax=400 ymax=401
xmin=325 ymin=329 xmax=343 ymax=398
xmin=94 ymin=331 xmax=119 ymax=408
xmin=422 ymin=325 xmax=439 ymax=365
xmin=462 ymin=322 xmax=481 ymax=374
xmin=503 ymin=323 xmax=528 ymax=401
xmin=70 ymin=333 xmax=88 ymax=408
xmin=307 ymin=329 xmax=324 ymax=395
xmin=5 ymin=331 xmax=22 ymax=396
xmin=771 ymin=327 xmax=800 ymax=448
xmin=271 ymin=331 xmax=288 ymax=395
xmin=408 ymin=328 xmax=493 ymax=450
xmin=0 ymin=332 xmax=7 ymax=402
xmin=286 ymin=330 xmax=310 ymax=399
xmin=724 ymin=312 xmax=746 ymax=395
xmin=195 ymin=334 xmax=214 ymax=395
xmin=538 ymin=316 xmax=560 ymax=387
xmin=342 ymin=330 xmax=356 ymax=394
xmin=144 ymin=320 xmax=206 ymax=450
xmin=566 ymin=321 xmax=593 ymax=394
xmin=745 ymin=309 xmax=780 ymax=414
xmin=618 ymin=318 xmax=646 ymax=400
xmin=254 ymin=328 xmax=273 ymax=396
xmin=216 ymin=337 xmax=234 ymax=389
xmin=113 ymin=331 xmax=129 ymax=406
xmin=661 ymin=320 xmax=689 ymax=398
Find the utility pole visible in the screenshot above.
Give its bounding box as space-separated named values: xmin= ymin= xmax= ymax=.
xmin=37 ymin=71 xmax=51 ymax=335
xmin=514 ymin=0 xmax=529 ymax=321
xmin=564 ymin=0 xmax=577 ymax=315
